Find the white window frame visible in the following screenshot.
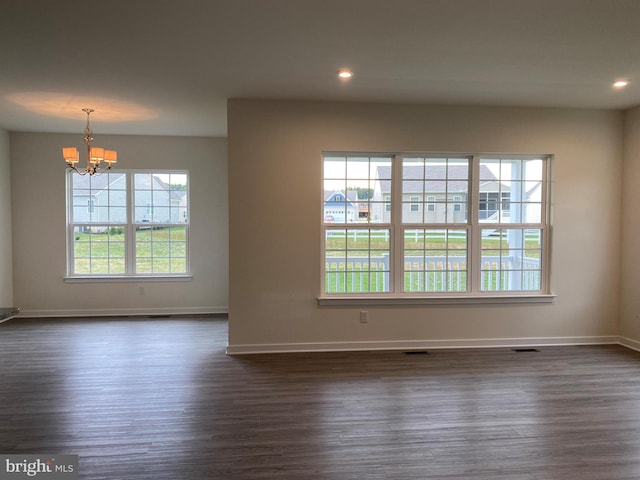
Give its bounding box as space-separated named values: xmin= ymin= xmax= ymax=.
xmin=320 ymin=152 xmax=554 ymax=304
xmin=426 ymin=196 xmax=436 ymax=212
xmin=409 ymin=195 xmax=420 ymax=212
xmin=453 ymin=195 xmax=462 ymax=212
xmin=65 ymin=169 xmax=191 ymax=281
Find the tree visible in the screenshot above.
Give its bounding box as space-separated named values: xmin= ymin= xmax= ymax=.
xmin=348 ymin=187 xmax=374 ymax=200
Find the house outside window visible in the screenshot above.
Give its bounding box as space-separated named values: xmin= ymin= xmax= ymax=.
xmin=322 ymin=153 xmax=550 ymax=296
xmin=67 ymin=170 xmax=189 ymax=277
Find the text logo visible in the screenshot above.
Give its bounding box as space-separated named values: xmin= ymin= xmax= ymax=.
xmin=0 ymin=455 xmax=77 ymax=480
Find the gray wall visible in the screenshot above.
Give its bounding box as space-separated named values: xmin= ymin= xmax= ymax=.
xmin=0 ymin=129 xmax=12 ymax=306
xmin=228 ymin=99 xmax=622 ymax=353
xmin=10 ymin=133 xmax=228 ymax=316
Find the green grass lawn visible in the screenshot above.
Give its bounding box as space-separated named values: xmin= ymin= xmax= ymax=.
xmin=326 ymin=229 xmax=541 ymax=258
xmin=73 ymin=227 xmax=187 ymax=274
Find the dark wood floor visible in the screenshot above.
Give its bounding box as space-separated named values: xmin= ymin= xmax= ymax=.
xmin=2 ymin=318 xmax=640 ymax=479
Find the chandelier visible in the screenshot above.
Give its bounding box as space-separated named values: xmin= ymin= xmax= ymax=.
xmin=62 ymin=108 xmax=117 ymax=175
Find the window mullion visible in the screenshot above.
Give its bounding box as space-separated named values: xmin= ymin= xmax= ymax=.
xmin=391 ymin=154 xmax=404 ymax=294
xmin=127 ymin=173 xmax=135 ymax=274
xmin=540 ymin=158 xmax=551 ymax=293
xmin=66 ymin=172 xmax=74 ymax=276
xmin=469 ymin=155 xmax=481 ymax=293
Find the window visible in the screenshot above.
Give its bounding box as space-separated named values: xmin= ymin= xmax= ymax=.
xmin=67 ymin=170 xmax=189 ymax=277
xmin=453 ymin=195 xmax=462 ymax=212
xmin=322 ymin=153 xmax=550 ymax=297
xmin=426 ymin=196 xmax=436 ymax=212
xmin=409 ymin=196 xmax=420 ymax=212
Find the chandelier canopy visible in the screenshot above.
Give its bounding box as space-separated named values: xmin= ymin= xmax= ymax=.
xmin=62 ymin=108 xmax=117 ymax=176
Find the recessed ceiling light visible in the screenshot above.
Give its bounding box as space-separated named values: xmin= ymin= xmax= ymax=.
xmin=337 ymin=69 xmax=353 ymax=79
xmin=613 ymin=80 xmax=629 ymax=88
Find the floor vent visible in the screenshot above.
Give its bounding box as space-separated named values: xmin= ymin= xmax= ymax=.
xmin=404 ymin=351 xmax=429 ymax=355
xmin=512 ymin=348 xmax=539 ymax=352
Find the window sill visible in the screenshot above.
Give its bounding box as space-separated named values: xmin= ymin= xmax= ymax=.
xmin=318 ymin=293 xmax=556 ymax=306
xmin=64 ymin=275 xmax=193 ymax=283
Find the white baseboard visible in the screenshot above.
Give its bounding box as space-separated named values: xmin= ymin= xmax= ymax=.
xmin=5 ymin=313 xmax=632 ymax=356
xmin=226 ymin=335 xmax=620 ymax=355
xmin=16 ymin=306 xmax=228 ymax=318
xmin=618 ymin=336 xmax=640 ymax=352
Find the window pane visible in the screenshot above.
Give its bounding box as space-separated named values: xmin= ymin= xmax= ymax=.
xmin=72 ymin=226 xmax=126 ymax=275
xmin=347 ymin=157 xmax=370 ymax=179
xmin=369 ymin=201 xmax=387 ymax=222
xmin=133 ymin=173 xmax=189 ymax=225
xmin=135 ymin=226 xmax=187 ymax=274
xmin=324 ymin=228 xmax=390 ymax=293
xmin=404 ymin=228 xmax=467 ymax=292
xmin=500 ymin=202 xmax=522 ymax=223
xmin=153 ymin=258 xmax=171 ymax=273
xmin=109 ymin=189 xmax=127 ymax=207
xmin=134 ymin=173 xmax=152 ymax=189
xmin=480 ymin=158 xmax=544 ymax=225
xmin=70 ymin=172 xmax=127 ymax=224
xmin=110 ymin=206 xmax=127 ymax=223
xmin=402 ymin=157 xmax=469 ymax=224
xmin=325 ymin=229 xmax=346 ymax=251
xmin=481 ymin=228 xmax=542 ymax=291
xmin=153 ymin=206 xmax=171 ymax=223
xmin=171 ymin=258 xmax=187 ymax=272
xmin=323 ymin=155 xmax=392 ymax=224
xmin=109 ymin=240 xmax=125 ymax=257
xmin=403 ymin=158 xmax=423 ymax=179
xmin=152 ymin=240 xmax=170 ymax=257
xmin=136 ymin=258 xmax=152 ymax=273
xmin=73 ymin=233 xmax=90 ymax=258
xmin=447 ymin=159 xmax=469 ymax=180
xmin=94 ymin=206 xmax=109 ymax=222
xmin=135 ymin=190 xmax=153 ymax=223
xmin=74 ymin=258 xmax=90 ymax=274
xmin=171 ymin=241 xmax=186 ymax=256
xmin=109 ymin=258 xmax=126 ymax=274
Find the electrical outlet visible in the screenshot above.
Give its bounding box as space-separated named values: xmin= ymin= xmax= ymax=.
xmin=138 ymin=286 xmax=145 ymax=296
xmin=359 ymin=311 xmax=368 ymax=323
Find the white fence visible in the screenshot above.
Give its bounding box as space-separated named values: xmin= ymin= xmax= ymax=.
xmin=325 ymin=255 xmax=540 ymax=293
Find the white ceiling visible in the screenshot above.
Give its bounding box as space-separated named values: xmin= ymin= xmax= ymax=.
xmin=2 ymin=0 xmax=640 ymax=137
